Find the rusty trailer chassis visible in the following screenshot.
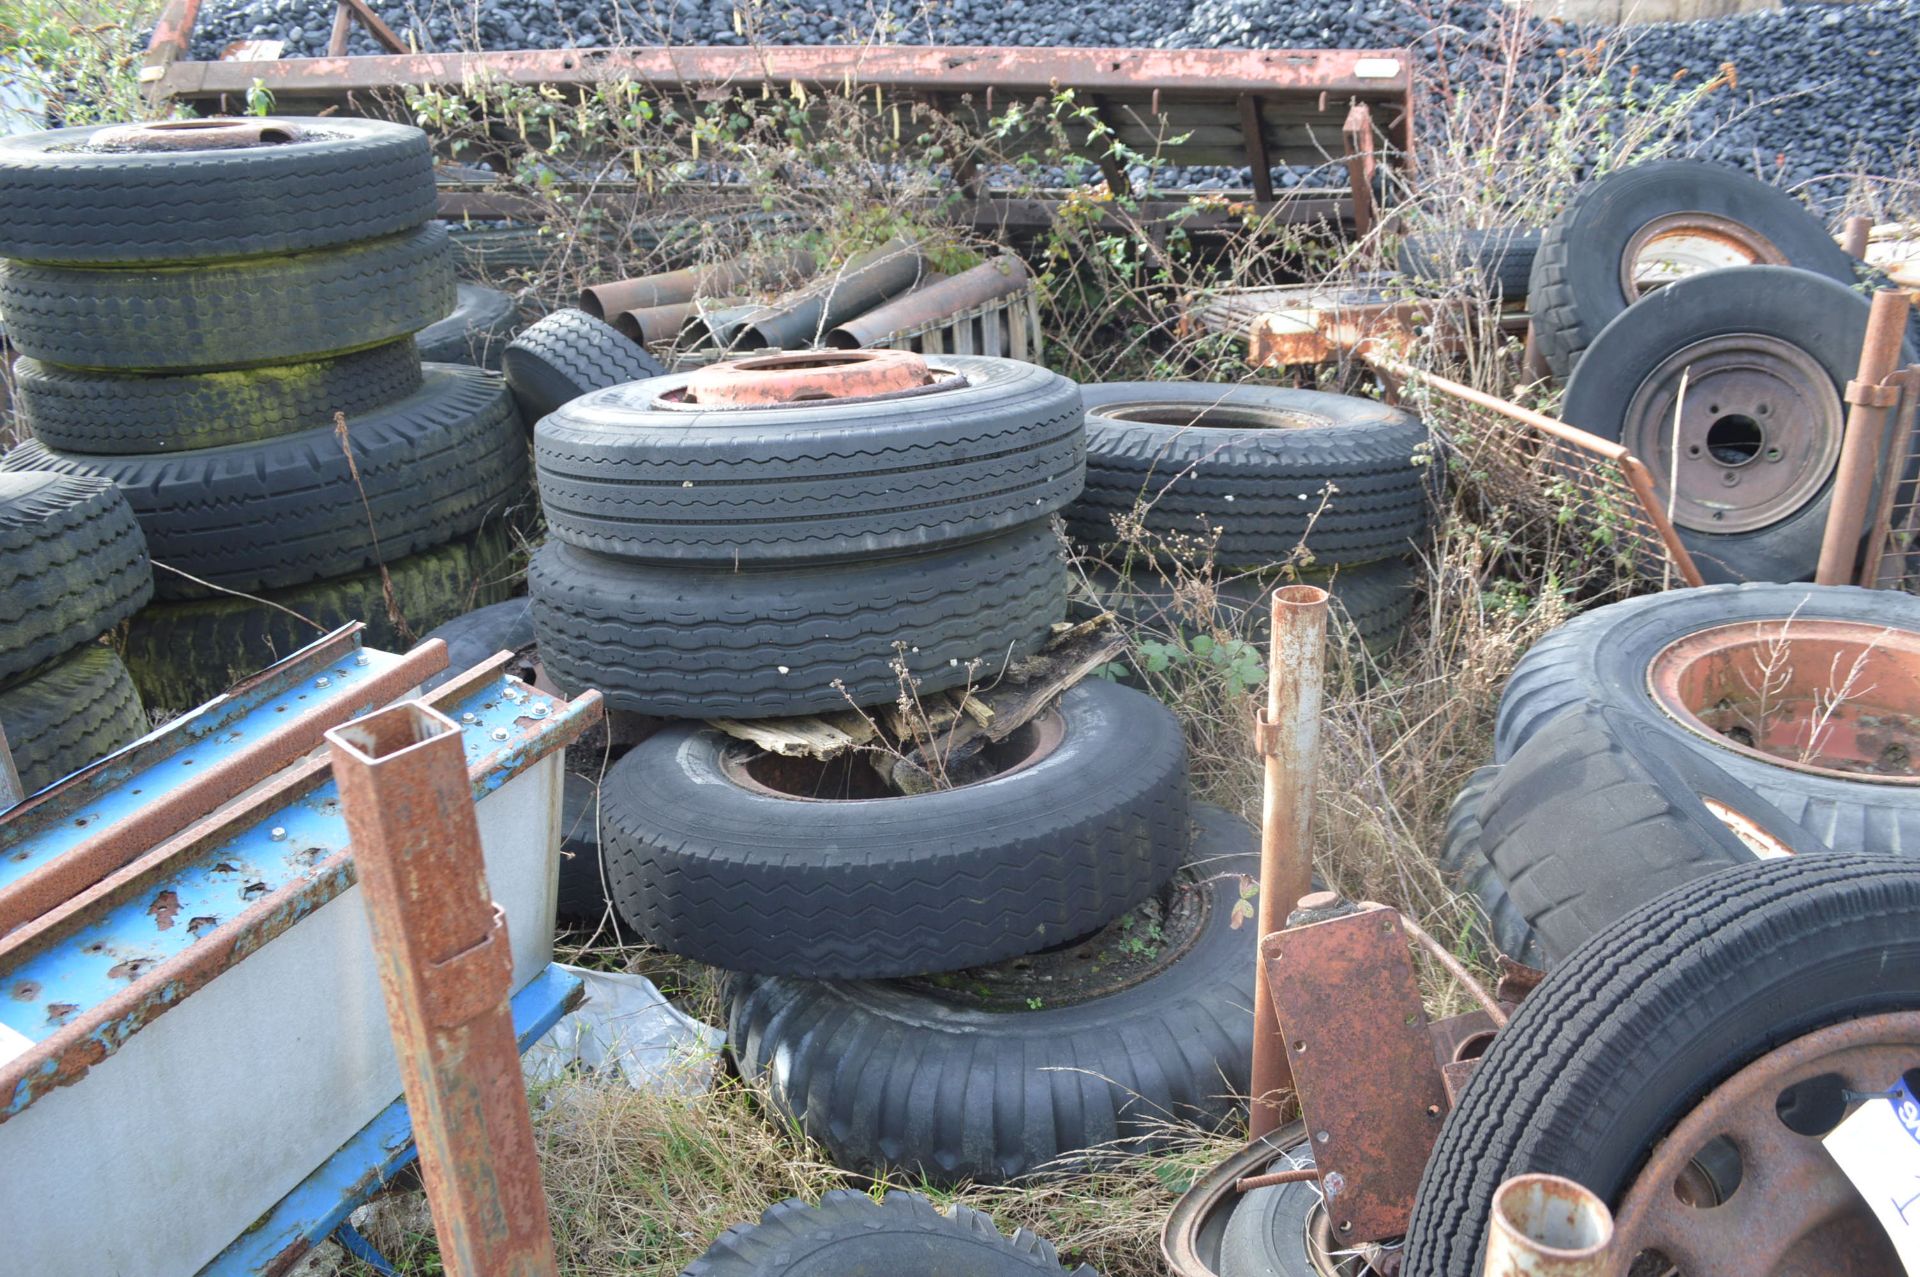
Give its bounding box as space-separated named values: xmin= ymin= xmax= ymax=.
xmin=143 ymin=1 xmax=1414 ymax=237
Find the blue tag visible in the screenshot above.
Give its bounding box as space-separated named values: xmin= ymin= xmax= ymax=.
xmin=1895 ymin=1078 xmax=1920 ymax=1148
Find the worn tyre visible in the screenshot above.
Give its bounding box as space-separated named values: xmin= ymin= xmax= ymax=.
xmin=727 ymin=805 xmax=1250 ymax=1180
xmin=0 ymin=471 xmax=152 ymax=688
xmin=538 ymin=356 xmax=1085 ymax=564
xmin=417 ymin=597 xmax=535 ymax=692
xmin=14 ymin=340 xmax=425 ymax=454
xmin=530 ymin=520 xmax=1065 ymax=717
xmin=1397 ymin=227 xmax=1540 ymax=300
xmin=0 ymin=645 xmax=146 ymax=794
xmin=121 ymin=526 xmax=517 ymax=711
xmin=503 ymin=308 xmax=665 ymax=425
xmin=0 ymin=118 xmax=434 ymax=266
xmin=0 ymin=224 xmax=455 ymax=371
xmin=1529 ymin=160 xmax=1857 ymax=379
xmin=683 ymin=1190 xmax=1097 ymax=1276
xmin=1496 ymin=583 xmax=1920 ymax=854
xmin=1067 ymin=382 xmax=1431 ymax=568
xmin=1562 ymin=267 xmax=1911 ymax=583
xmin=1480 ymin=704 xmax=1825 ymax=965
xmin=1437 ymin=764 xmax=1546 ymax=967
xmin=605 ymin=676 xmax=1188 ymax=978
xmin=417 ymin=284 xmax=519 ymax=370
xmin=4 ymin=364 xmax=526 ymax=598
xmin=1403 ymin=853 xmax=1920 ymax=1277
xmin=1217 ymin=1139 xmax=1326 ymax=1277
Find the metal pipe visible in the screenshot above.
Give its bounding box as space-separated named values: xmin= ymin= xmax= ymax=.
xmin=1401 ymin=912 xmax=1507 ymax=1029
xmin=825 ymin=254 xmax=1030 ymax=348
xmin=326 ymin=702 xmax=560 ymax=1277
xmin=1840 ymin=214 xmax=1873 ymax=261
xmin=579 ymin=251 xmax=814 ymax=319
xmin=685 ymin=302 xmax=765 ymax=351
xmin=612 ymin=300 xmax=705 ymax=346
xmin=1249 ymin=583 xmax=1329 ymax=1139
xmin=736 ymin=237 xmax=928 ymax=351
xmin=1816 ymin=288 xmax=1913 ymax=584
xmin=1483 ymin=1174 xmax=1616 ymax=1277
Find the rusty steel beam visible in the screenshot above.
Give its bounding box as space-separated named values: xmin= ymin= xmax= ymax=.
xmin=1342 ymin=100 xmax=1376 ymax=239
xmin=1262 ymin=898 xmax=1450 ymax=1242
xmin=140 ymin=0 xmax=205 ymax=102
xmin=1248 ymin=583 xmax=1329 ymax=1138
xmin=327 ymin=702 xmax=559 ymax=1277
xmin=159 ymin=45 xmax=1413 ymax=101
xmin=1816 ymin=287 xmax=1914 ymax=585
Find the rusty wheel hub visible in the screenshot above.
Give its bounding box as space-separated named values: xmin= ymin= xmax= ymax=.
xmin=90 ymin=118 xmax=307 ymax=151
xmin=1649 ymin=618 xmax=1920 ymax=782
xmin=1102 ymin=402 xmax=1337 ymax=431
xmin=1621 ymin=333 xmax=1843 ymax=534
xmin=682 ymin=349 xmax=938 ymax=407
xmin=1623 ymin=212 xmax=1788 ymax=299
xmin=1610 ymin=1012 xmax=1919 ymax=1276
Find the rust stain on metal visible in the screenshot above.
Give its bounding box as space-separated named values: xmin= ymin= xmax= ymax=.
xmin=1818 ymin=288 xmax=1914 ymax=584
xmin=1485 ymin=1173 xmax=1615 ymax=1277
xmin=326 ymin=702 xmax=559 ymax=1277
xmin=106 ymin=956 xmax=155 ymax=980
xmin=1261 ymin=903 xmax=1448 ymax=1242
xmin=686 ymin=348 xmax=933 ymax=406
xmin=11 ymin=980 xmax=38 ymax=1001
xmin=92 ymin=117 xmax=307 ymax=150
xmin=186 ymin=915 xmax=219 ymax=936
xmin=1610 ymin=1012 xmax=1920 ymax=1275
xmin=44 ymin=1002 xmax=76 ymax=1025
xmin=148 ymin=889 xmax=181 ymax=930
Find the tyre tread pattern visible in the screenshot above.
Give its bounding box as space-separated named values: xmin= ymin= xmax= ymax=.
xmin=0 ymin=472 xmax=153 ymax=686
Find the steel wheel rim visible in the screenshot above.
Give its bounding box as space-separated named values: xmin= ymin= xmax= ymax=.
xmin=1620 ymin=333 xmax=1843 ymax=535
xmin=1610 ymin=1011 xmax=1920 ymax=1276
xmin=1621 ymin=213 xmax=1788 ymax=300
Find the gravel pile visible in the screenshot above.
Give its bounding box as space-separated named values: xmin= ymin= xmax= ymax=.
xmin=183 ymin=0 xmax=1920 ymax=204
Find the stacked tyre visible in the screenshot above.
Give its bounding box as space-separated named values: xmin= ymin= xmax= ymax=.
xmin=0 ymin=472 xmax=154 ymax=794
xmin=1065 ymin=382 xmax=1434 ymax=657
xmin=0 ymin=118 xmax=529 ymax=711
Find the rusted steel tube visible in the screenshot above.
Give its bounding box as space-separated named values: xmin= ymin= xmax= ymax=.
xmin=611 ymin=300 xmax=704 ymax=346
xmin=578 ymin=251 xmax=814 ymax=319
xmin=1248 ymin=583 xmax=1330 ymax=1139
xmin=685 ymin=302 xmax=764 ymax=351
xmin=1401 ymin=913 xmax=1508 ymax=1029
xmin=1234 ymin=1167 xmax=1320 ymax=1193
xmin=327 ymin=702 xmax=560 ymax=1277
xmin=1815 ymin=287 xmax=1913 ymax=585
xmin=1483 ymin=1174 xmax=1616 ymax=1277
xmin=1840 ymin=214 xmax=1873 ymax=261
xmin=825 ymin=254 xmax=1030 ymax=348
xmin=736 ymin=237 xmax=928 ymax=351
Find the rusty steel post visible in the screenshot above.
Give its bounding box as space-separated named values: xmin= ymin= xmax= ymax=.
xmin=1483 ymin=1174 xmax=1617 ymax=1277
xmin=1840 ymin=214 xmax=1873 ymax=262
xmin=326 ymin=702 xmax=559 ymax=1277
xmin=1248 ymin=583 xmax=1329 ymax=1138
xmin=1816 ymin=288 xmax=1913 ymax=585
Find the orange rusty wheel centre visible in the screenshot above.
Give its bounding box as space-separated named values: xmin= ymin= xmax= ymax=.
xmin=684 ymin=349 xmax=935 ymax=407
xmin=91 ymin=118 xmax=307 ymax=150
xmin=1648 ymin=618 xmax=1920 ymax=783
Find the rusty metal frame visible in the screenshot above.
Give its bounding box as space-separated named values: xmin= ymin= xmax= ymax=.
xmin=1817 ymin=288 xmax=1915 ymax=584
xmin=0 ymin=651 xmax=603 ymax=1122
xmin=0 ymin=624 xmax=444 ymax=940
xmin=1862 ymin=366 xmax=1920 ymax=588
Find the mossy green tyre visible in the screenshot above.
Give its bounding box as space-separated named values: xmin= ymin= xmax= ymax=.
xmin=0 ymin=645 xmax=146 ymax=795
xmin=0 ymin=471 xmax=152 ymax=688
xmin=0 ymin=225 xmax=454 ymax=371
xmin=122 ymin=525 xmax=519 ymax=712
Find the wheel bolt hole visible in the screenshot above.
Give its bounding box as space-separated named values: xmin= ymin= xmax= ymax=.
xmin=1688 ymin=444 xmax=1703 ymax=457
xmin=1707 ymin=413 xmax=1764 ymax=466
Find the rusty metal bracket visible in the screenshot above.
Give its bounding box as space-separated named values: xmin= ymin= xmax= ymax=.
xmin=1261 ymin=902 xmax=1449 ymax=1243
xmin=1845 ymin=379 xmax=1903 ymax=409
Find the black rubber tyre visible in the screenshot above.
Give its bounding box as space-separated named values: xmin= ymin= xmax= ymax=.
xmin=1067 ymin=382 xmax=1432 ymax=568
xmin=1402 ymin=852 xmax=1920 ymax=1277
xmin=555 ymin=771 xmax=613 ymax=924
xmin=1439 ymin=764 xmax=1546 ymax=967
xmin=1396 ymin=227 xmax=1540 ymax=300
xmin=1087 ymin=556 xmax=1416 ymax=656
xmin=444 ymin=220 xmax=553 ymax=279
xmin=604 ymin=675 xmax=1188 ymax=978
xmin=0 ymin=471 xmax=152 ymax=688
xmin=0 ymin=224 xmax=455 ymax=372
xmin=682 ymin=1190 xmax=1097 ymax=1276
xmin=503 ymin=308 xmax=665 ymax=425
xmin=537 ymin=356 xmax=1086 ymax=565
xmin=529 ymin=520 xmax=1065 ymax=717
xmin=0 ymin=118 xmax=434 ymax=266
xmin=727 ymin=805 xmax=1251 ymax=1182
xmin=1496 ymin=583 xmax=1920 ymax=854
xmin=0 ymin=645 xmax=146 ymax=794
xmin=1218 ymin=1139 xmax=1322 ymax=1277
xmin=14 ymin=340 xmax=425 ymax=454
xmin=4 ymin=365 xmax=527 ymax=598
xmin=121 ymin=526 xmax=517 ymax=712
xmin=1562 ymin=267 xmax=1912 ymax=584
xmin=1529 ymin=160 xmax=1858 ymax=379
xmin=417 ymin=597 xmax=535 ymax=692
xmin=1479 ymin=704 xmax=1825 ymax=965
xmin=417 ymin=284 xmax=519 ymax=371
